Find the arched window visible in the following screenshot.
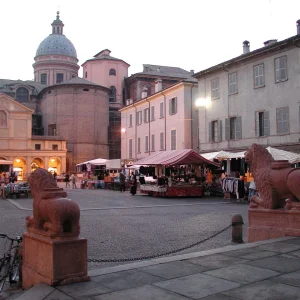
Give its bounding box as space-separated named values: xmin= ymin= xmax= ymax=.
xmin=109 ymin=86 xmax=116 ymax=102
xmin=16 ymin=87 xmax=29 ymax=102
xmin=0 ymin=110 xmax=7 ymax=127
xmin=109 ymin=68 xmax=116 ymax=76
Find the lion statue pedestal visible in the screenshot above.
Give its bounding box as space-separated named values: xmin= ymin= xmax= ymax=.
xmin=22 ymin=169 xmax=90 ymax=289
xmin=245 ymin=144 xmax=300 ymax=242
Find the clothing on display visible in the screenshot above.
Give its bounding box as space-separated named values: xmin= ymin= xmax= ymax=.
xmin=222 ymin=177 xmax=245 ymax=199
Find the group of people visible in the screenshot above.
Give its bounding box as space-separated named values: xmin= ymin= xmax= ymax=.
xmin=119 ymin=171 xmax=137 ymax=195
xmin=52 ymin=172 xmax=77 ymax=189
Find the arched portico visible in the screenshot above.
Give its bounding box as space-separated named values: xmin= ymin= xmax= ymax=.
xmin=13 ymin=157 xmax=27 ymax=181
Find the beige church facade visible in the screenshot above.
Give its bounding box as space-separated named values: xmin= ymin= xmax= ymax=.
xmin=0 ymin=93 xmax=67 ymax=180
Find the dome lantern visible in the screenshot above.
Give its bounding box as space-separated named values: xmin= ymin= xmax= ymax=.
xmin=51 ymin=11 xmax=64 ymax=35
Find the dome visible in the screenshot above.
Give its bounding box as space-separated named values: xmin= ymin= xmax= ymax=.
xmin=35 ymin=34 xmax=77 ymax=58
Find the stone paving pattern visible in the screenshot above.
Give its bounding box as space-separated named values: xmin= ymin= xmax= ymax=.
xmin=3 ymin=237 xmax=300 ymax=299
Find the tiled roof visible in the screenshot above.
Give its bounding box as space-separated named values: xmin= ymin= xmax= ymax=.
xmin=54 ymin=77 xmax=103 ymax=86
xmin=0 ymin=79 xmax=47 ymax=94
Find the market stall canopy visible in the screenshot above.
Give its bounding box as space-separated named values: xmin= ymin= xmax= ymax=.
xmin=266 ymin=147 xmax=300 ymax=164
xmin=133 ymin=149 xmax=220 ymax=167
xmin=201 ymin=151 xmax=245 ymax=160
xmin=76 ymin=158 xmax=107 ymax=166
xmin=0 ymin=160 xmax=13 ymax=165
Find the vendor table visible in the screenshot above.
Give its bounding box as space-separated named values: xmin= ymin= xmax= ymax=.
xmin=140 ymin=184 xmax=203 ymax=197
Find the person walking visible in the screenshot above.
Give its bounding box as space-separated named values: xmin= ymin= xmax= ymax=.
xmin=248 ymin=180 xmax=256 ymax=201
xmin=65 ymin=173 xmax=70 ymax=188
xmin=70 ymin=173 xmax=77 ymax=189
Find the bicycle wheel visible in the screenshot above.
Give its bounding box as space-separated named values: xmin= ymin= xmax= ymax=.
xmin=10 ymin=256 xmax=21 ymax=283
xmin=0 ymin=258 xmax=10 ymax=293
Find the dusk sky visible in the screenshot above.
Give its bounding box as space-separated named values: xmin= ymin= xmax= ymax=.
xmin=1 ymin=0 xmax=300 ymax=80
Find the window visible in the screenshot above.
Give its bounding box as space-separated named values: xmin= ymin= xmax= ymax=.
xmin=209 ymin=120 xmax=222 ymax=142
xmin=160 ymin=132 xmax=164 ymax=150
xmin=136 ymin=111 xmax=142 ymax=125
xmin=151 ymin=134 xmax=155 ymax=151
xmin=275 ymin=56 xmax=287 ymax=82
xmin=228 ymin=72 xmax=237 ymax=95
xmin=85 ymin=71 xmax=87 ymax=78
xmin=169 ymin=97 xmax=177 ymax=115
xmin=255 ymin=111 xmax=270 ymax=137
xmin=109 ymin=69 xmax=116 ymax=76
xmin=15 ymin=87 xmax=29 ymax=102
xmin=253 ymin=64 xmax=265 ymax=88
xmin=144 ymin=108 xmax=149 ymax=123
xmin=52 ymin=144 xmax=58 ymax=150
xmin=145 ymin=136 xmax=149 ymax=152
xmin=48 ymin=124 xmax=57 ymax=136
xmin=129 ymin=114 xmax=133 ymax=127
xmin=35 ymin=144 xmax=41 ymax=150
xmin=160 ymin=102 xmax=164 ymax=118
xmin=41 ymin=73 xmax=47 ymax=85
xmin=211 ymin=78 xmax=219 ymax=99
xmin=277 ymin=107 xmax=289 ymax=134
xmin=151 ymin=106 xmax=155 ymax=121
xmin=171 ymin=130 xmax=176 ymax=150
xmin=129 ymin=139 xmax=133 ymax=159
xmin=225 ymin=116 xmax=242 ymax=140
xmin=137 ymin=137 xmax=141 ymax=153
xmin=56 ymin=73 xmax=64 ymax=83
xmin=0 ymin=110 xmax=7 ymax=127
xmin=109 ymin=86 xmax=116 ymax=102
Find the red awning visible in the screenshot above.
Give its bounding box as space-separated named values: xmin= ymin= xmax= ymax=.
xmin=133 ymin=149 xmax=220 ymax=167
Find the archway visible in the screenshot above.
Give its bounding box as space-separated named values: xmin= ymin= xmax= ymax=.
xmin=31 ymin=157 xmax=44 ymax=173
xmin=48 ymin=157 xmax=61 ymax=175
xmin=13 ymin=157 xmax=27 ymax=181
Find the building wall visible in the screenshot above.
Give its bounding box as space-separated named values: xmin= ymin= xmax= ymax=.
xmin=196 ymin=45 xmax=300 ymax=153
xmin=40 ymin=85 xmax=109 ymax=170
xmin=120 ymin=83 xmax=198 ymax=162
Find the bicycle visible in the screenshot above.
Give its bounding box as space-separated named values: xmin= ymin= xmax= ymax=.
xmin=0 ymin=234 xmax=22 ymax=293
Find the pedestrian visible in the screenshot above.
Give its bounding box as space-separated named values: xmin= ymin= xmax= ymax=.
xmin=119 ymin=171 xmax=126 ymax=192
xmin=130 ymin=174 xmax=137 ymax=195
xmin=53 ymin=171 xmax=57 ymax=181
xmin=70 ymin=173 xmax=77 ymax=189
xmin=248 ymin=180 xmax=256 ymax=201
xmin=65 ymin=173 xmax=70 ymax=188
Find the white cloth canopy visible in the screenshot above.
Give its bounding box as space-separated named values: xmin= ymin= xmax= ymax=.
xmin=76 ymin=158 xmax=107 ymax=166
xmin=0 ymin=160 xmax=13 ymax=165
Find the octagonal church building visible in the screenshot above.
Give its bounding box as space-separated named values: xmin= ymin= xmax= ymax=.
xmin=0 ymin=12 xmax=110 ymax=179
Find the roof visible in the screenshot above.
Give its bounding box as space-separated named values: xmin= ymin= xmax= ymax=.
xmin=76 ymin=158 xmax=107 ymax=166
xmin=82 ymin=52 xmax=130 ymax=67
xmin=54 ymin=77 xmax=103 ymax=86
xmin=193 ymin=34 xmax=300 ymax=78
xmin=133 ymin=149 xmax=220 ymax=167
xmin=131 ymin=64 xmax=193 ymax=79
xmin=0 ymin=79 xmax=46 ymax=94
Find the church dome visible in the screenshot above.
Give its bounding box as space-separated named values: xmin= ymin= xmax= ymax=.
xmin=35 ymin=34 xmax=77 ymax=58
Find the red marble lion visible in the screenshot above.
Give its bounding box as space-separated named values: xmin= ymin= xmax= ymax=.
xmin=245 ymin=144 xmax=300 ymax=210
xmin=26 ymin=168 xmax=80 ymax=238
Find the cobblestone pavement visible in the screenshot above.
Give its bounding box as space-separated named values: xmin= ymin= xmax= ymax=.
xmin=0 ymin=186 xmax=248 ymax=272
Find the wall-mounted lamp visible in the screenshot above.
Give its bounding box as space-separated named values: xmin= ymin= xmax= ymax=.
xmin=121 ymin=128 xmax=126 ymax=133
xmin=16 ymin=159 xmax=20 ymax=163
xmin=195 ymin=98 xmax=211 ymax=108
xmin=51 ymin=158 xmax=55 ymax=162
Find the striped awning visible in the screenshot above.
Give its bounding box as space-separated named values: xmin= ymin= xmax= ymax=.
xmin=133 ymin=149 xmax=220 ymax=167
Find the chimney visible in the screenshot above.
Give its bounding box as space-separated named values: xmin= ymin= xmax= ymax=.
xmin=190 ymin=70 xmax=194 ymax=75
xmin=141 ymin=86 xmax=148 ymax=98
xmin=264 ymin=39 xmax=277 ymax=47
xmin=155 ymin=78 xmax=162 ymax=93
xmin=126 ymin=99 xmax=129 ymax=106
xmin=297 ymin=19 xmax=300 ymax=35
xmin=243 ymin=40 xmax=250 ymax=54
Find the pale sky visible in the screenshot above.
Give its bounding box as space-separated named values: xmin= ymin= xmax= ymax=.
xmin=1 ymin=0 xmax=300 ymax=81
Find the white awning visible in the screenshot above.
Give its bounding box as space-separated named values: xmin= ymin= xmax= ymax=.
xmin=76 ymin=158 xmax=107 ymax=166
xmin=0 ymin=160 xmax=13 ymax=165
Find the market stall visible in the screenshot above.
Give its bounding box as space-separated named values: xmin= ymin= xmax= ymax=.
xmin=133 ymin=149 xmax=220 ymax=197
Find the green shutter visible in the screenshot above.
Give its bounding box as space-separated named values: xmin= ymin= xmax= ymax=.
xmin=218 ymin=120 xmax=222 ymax=142
xmin=225 ymin=118 xmax=230 ymax=140
xmin=236 ymin=116 xmax=242 ymax=140
xmin=264 ymin=111 xmax=270 ymax=136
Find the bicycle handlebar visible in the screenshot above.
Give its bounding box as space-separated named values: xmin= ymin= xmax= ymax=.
xmin=0 ymin=234 xmax=22 ymax=242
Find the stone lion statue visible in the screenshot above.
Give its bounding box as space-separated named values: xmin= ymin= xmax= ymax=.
xmin=26 ymin=168 xmax=80 ymax=238
xmin=245 ymin=143 xmax=300 ymax=209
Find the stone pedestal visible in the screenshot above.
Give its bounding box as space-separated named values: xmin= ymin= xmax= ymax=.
xmin=248 ymin=208 xmax=300 ymax=242
xmin=22 ymin=232 xmax=90 ymax=289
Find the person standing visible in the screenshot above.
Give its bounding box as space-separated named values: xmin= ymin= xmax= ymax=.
xmin=70 ymin=173 xmax=77 ymax=189
xmin=119 ymin=171 xmax=126 ymax=192
xmin=65 ymin=173 xmax=70 ymax=188
xmin=130 ymin=174 xmax=137 ymax=195
xmin=248 ymin=180 xmax=256 ymax=201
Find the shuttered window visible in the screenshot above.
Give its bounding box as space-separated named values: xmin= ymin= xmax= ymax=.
xmin=255 ymin=111 xmax=270 ymax=137
xmin=160 ymin=102 xmax=164 ymax=118
xmin=129 ymin=114 xmax=133 ymax=127
xmin=144 ymin=108 xmax=149 ymax=123
xmin=0 ymin=110 xmax=7 ymax=127
xmin=160 ymin=132 xmax=164 ymax=150
xmin=277 ymin=107 xmax=289 ymax=134
xmin=209 ymin=120 xmax=222 ymax=142
xmin=275 ymin=56 xmax=287 ymax=82
xmin=225 ymin=116 xmax=242 ymax=140
xmin=171 ymin=130 xmax=176 ymax=150
xmin=169 ymin=97 xmax=177 ymax=115
xmin=129 ymin=139 xmax=133 ymax=159
xmin=253 ymin=64 xmax=265 ymax=88
xmin=136 ymin=111 xmax=142 ymax=125
xmin=151 ymin=134 xmax=155 ymax=151
xmin=137 ymin=137 xmax=141 ymax=153
xmin=151 ymin=106 xmax=155 ymax=121
xmin=228 ymin=72 xmax=237 ymax=95
xmin=145 ymin=135 xmax=149 ymax=152
xmin=211 ymin=78 xmax=219 ymax=99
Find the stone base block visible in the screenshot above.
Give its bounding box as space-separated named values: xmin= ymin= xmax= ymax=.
xmin=248 ymin=208 xmax=300 ymax=242
xmin=22 ymin=232 xmax=90 ymax=289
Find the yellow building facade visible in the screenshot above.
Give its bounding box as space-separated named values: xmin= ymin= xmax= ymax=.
xmin=0 ymin=93 xmax=67 ymax=180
